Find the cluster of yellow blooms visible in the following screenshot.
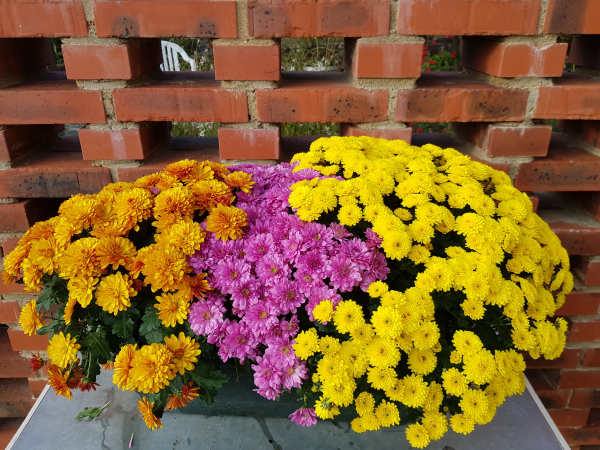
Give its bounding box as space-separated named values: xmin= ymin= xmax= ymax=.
xmin=290 ymin=137 xmax=572 ymax=448
xmin=9 ymin=159 xmax=254 ymax=429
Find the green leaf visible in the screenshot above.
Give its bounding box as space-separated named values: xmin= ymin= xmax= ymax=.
xmin=112 ymin=312 xmax=134 ymax=338
xmin=190 ymin=363 xmax=229 ymax=390
xmin=75 ymin=402 xmax=110 ymax=421
xmin=199 ymin=386 xmax=217 ymax=405
xmin=139 ymin=308 xmax=161 ymax=336
xmin=82 ymin=331 xmax=112 ymax=361
xmin=144 ymin=328 xmax=166 ymax=344
xmin=37 ymin=322 xmax=55 ymax=335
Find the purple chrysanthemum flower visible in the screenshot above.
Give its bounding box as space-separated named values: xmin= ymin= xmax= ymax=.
xmin=281 ymin=359 xmax=309 ymax=390
xmin=340 ymin=238 xmax=371 ymax=270
xmin=207 ymin=318 xmax=231 ymax=346
xmin=281 ymin=230 xmax=304 ymax=264
xmin=243 ymin=301 xmax=279 ymax=334
xmin=365 ymin=227 xmax=383 ymax=249
xmin=297 ymin=249 xmax=332 ymax=279
xmin=295 ymin=270 xmax=326 ymax=295
xmin=270 ymin=280 xmax=304 ymax=315
xmin=254 ymin=386 xmax=282 ymax=401
xmin=330 ymin=223 xmax=352 ymax=241
xmin=188 ymin=300 xmax=226 ymax=336
xmin=264 ymin=338 xmax=296 ymax=368
xmin=301 ymin=222 xmax=334 ymax=252
xmin=256 ymin=252 xmax=290 ymax=286
xmin=252 ymin=355 xmax=281 ymax=391
xmin=245 ymin=233 xmax=276 ymax=262
xmin=230 ymin=280 xmax=261 ymax=311
xmin=222 ymin=321 xmax=257 ymax=361
xmin=213 ymin=258 xmax=252 ymax=292
xmin=289 ymin=407 xmax=317 ymax=427
xmin=329 ymin=254 xmax=362 ymax=292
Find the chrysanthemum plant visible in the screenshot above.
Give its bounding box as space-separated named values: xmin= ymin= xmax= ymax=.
xmin=7 ymin=137 xmax=572 ymax=447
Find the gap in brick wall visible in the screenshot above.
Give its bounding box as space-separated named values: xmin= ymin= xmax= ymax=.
xmin=50 ymin=37 xmax=65 ymax=71
xmin=171 ymin=122 xmax=219 ymax=137
xmin=281 ymin=122 xmax=339 ymax=136
xmin=162 ymin=38 xmax=214 ymax=71
xmin=422 ymin=36 xmax=462 ymax=73
xmin=409 ymin=122 xmax=453 ymax=134
xmin=281 ymin=38 xmax=344 ymax=72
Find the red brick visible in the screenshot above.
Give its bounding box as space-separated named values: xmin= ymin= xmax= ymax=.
xmin=536 ymin=389 xmax=572 ymax=409
xmin=340 ymin=124 xmax=412 ymax=142
xmin=117 ymin=137 xmax=220 ymax=182
xmin=562 ymin=192 xmax=600 ymax=224
xmin=568 ymin=36 xmax=600 ymax=71
xmin=461 ymin=38 xmax=567 ymax=78
xmin=0 ymin=38 xmax=53 ymax=78
xmin=0 ymin=125 xmax=63 ymax=161
xmin=0 ymin=378 xmax=34 ymax=417
xmin=113 ymin=73 xmax=248 ymax=123
xmin=571 ymin=390 xmax=600 ymax=409
xmin=528 ymin=193 xmax=539 ymax=213
xmin=559 ymin=370 xmax=600 ymax=390
xmin=218 ymin=128 xmax=280 ymax=160
xmin=0 ymin=139 xmax=113 ymax=198
xmin=397 ymin=0 xmax=541 ymax=35
xmin=0 ymin=75 xmax=106 ymax=125
xmin=582 ymin=349 xmax=600 ymax=368
xmin=557 ymin=291 xmax=600 ymax=317
xmin=93 ymin=0 xmax=237 ymax=38
xmin=247 ymin=0 xmax=390 ymax=38
xmin=0 ymin=237 xmax=21 ymax=258
xmin=563 ymin=120 xmax=600 ymax=150
xmin=571 ymin=257 xmax=600 ymax=287
xmin=28 ymin=379 xmax=47 ymax=398
xmin=63 ymin=40 xmax=162 ymax=80
xmin=0 ymin=302 xmax=20 ymax=324
xmin=0 ymin=332 xmax=33 ymax=378
xmin=214 ymin=46 xmax=280 ymax=81
xmin=514 ymin=135 xmax=600 ymax=192
xmin=453 ymin=123 xmax=551 ymax=157
xmin=395 ymin=73 xmax=529 ymax=123
xmin=569 ymin=321 xmax=600 ymax=343
xmin=543 ymin=0 xmax=600 ymax=34
xmin=535 ymin=76 xmax=600 ymax=120
xmin=0 ymin=199 xmax=63 ymax=233
xmin=545 ymin=220 xmax=600 ymax=257
xmin=256 ymin=72 xmax=388 ymax=123
xmin=0 ymin=418 xmax=24 ymax=448
xmin=524 ymin=349 xmax=583 ymax=370
xmin=345 ymin=40 xmax=423 ymax=78
xmin=0 ymin=0 xmax=87 ymax=37
xmin=79 ymin=123 xmax=171 ymax=160
xmin=7 ymin=330 xmax=48 ymax=352
xmin=560 ymin=426 xmax=600 ymax=446
xmin=549 ymin=409 xmax=591 ymax=428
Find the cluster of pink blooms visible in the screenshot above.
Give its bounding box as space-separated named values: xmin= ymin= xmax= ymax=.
xmin=187 ymin=163 xmax=389 ymax=426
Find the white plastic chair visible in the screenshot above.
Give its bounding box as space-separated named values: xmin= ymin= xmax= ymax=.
xmin=160 ymin=41 xmax=197 ymax=71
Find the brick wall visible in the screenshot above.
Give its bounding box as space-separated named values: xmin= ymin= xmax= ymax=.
xmin=1 ymin=0 xmax=600 ymax=447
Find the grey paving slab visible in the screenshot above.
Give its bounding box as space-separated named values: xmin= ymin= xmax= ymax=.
xmin=9 ymin=370 xmax=567 ymax=450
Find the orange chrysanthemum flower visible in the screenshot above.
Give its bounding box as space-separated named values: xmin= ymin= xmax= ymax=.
xmin=164 ymin=159 xmax=199 ymax=182
xmin=155 ymin=291 xmax=190 ymax=327
xmin=28 ymin=238 xmax=59 ymax=275
xmin=19 ymin=299 xmax=43 ymax=336
xmin=96 ymin=236 xmax=137 ymax=270
xmin=203 ymin=161 xmax=229 ymax=179
xmin=225 ymin=171 xmax=255 ymax=193
xmin=191 ymin=179 xmax=234 ymax=211
xmin=189 ymin=273 xmax=212 ymax=300
xmin=58 ymin=237 xmax=101 ymax=279
xmin=61 ymin=197 xmax=100 ymax=231
xmin=134 ymin=172 xmax=162 ymax=190
xmin=141 ymin=245 xmax=191 ymax=292
xmin=129 ymin=343 xmax=175 ymax=394
xmin=166 ymin=381 xmax=200 ymax=410
xmin=21 ymin=218 xmax=58 ymax=246
xmin=67 ymin=276 xmax=99 ymax=308
xmin=2 ymin=244 xmax=29 ymax=282
xmin=63 ymin=296 xmax=78 ymax=325
xmin=206 ymin=204 xmax=247 ymax=241
xmin=115 ymin=188 xmax=154 ymax=231
xmin=138 ymin=397 xmax=162 ymax=431
xmin=157 ymin=221 xmax=205 ymax=256
xmin=113 ymin=344 xmax=137 ymax=390
xmin=154 ymin=186 xmax=195 ymax=217
xmin=22 ymin=259 xmax=43 ymax=292
xmin=48 ymin=364 xmax=73 ymax=400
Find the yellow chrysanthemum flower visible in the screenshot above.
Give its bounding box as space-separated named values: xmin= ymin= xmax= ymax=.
xmin=460 ymin=389 xmax=489 ymax=422
xmin=292 ymin=329 xmax=319 ymax=360
xmin=442 ymin=368 xmax=468 ymax=396
xmin=154 ymin=291 xmax=190 ymax=328
xmin=47 ymin=332 xmax=80 ymax=369
xmin=58 ymin=237 xmax=101 ymax=279
xmin=164 ymin=332 xmax=201 ymax=374
xmin=129 ymin=343 xmax=175 ymax=394
xmin=113 ymin=343 xmax=137 ymax=390
xmin=405 ymin=423 xmax=430 ymax=449
xmin=312 ymin=300 xmax=334 ymax=324
xmin=450 ymin=413 xmax=475 ymax=435
xmin=96 ymin=236 xmax=136 ymax=270
xmin=333 ymin=300 xmax=364 ymax=334
xmin=67 ymin=276 xmax=99 ymax=308
xmin=19 ymin=299 xmax=43 ymax=336
xmin=95 ymin=272 xmax=137 ymax=315
xmin=375 ymin=399 xmax=400 ymax=427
